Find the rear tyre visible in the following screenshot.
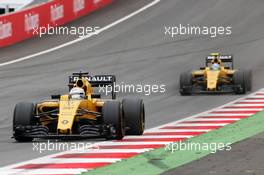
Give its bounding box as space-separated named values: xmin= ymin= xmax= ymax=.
xmin=13 ymin=102 xmax=36 ymax=142
xmin=179 ymin=72 xmax=192 ymax=95
xmin=233 ymin=71 xmax=246 ymax=94
xmin=103 ymin=101 xmax=124 ymax=140
xmin=122 ymin=97 xmax=145 ymax=135
xmin=244 ymin=70 xmax=252 ymax=91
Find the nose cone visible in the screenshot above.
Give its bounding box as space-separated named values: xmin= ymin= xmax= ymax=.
xmin=57 ymin=99 xmax=81 ymax=134
xmin=207 ymin=71 xmax=220 ymax=90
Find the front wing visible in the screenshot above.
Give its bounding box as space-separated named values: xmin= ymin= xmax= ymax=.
xmin=13 ymin=124 xmax=117 ymax=140
xmin=184 ymin=84 xmax=243 ymax=94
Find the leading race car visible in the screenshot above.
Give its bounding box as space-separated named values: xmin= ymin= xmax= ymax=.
xmin=13 ymin=72 xmax=145 ymax=142
xmin=179 ymin=53 xmax=252 ymax=95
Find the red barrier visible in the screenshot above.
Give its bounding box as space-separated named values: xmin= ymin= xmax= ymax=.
xmin=0 ymin=0 xmax=113 ymax=48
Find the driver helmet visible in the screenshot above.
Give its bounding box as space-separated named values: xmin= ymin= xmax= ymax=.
xmin=70 ymin=87 xmax=85 ymax=99
xmin=210 ymin=53 xmax=221 ymax=70
xmin=211 ymin=63 xmax=220 ymax=70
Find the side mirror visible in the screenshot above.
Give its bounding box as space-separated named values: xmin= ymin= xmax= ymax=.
xmin=91 ymin=93 xmax=101 ymax=98
xmin=51 ymin=95 xmax=61 ymax=99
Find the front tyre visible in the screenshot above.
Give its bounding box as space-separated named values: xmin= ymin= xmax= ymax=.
xmin=233 ymin=71 xmax=246 ymax=94
xmin=179 ymin=72 xmax=192 ymax=95
xmin=103 ymin=101 xmax=124 ymax=140
xmin=13 ymin=102 xmax=36 ymax=142
xmin=122 ymin=97 xmax=145 ymax=135
xmin=244 ymin=69 xmax=252 ymax=91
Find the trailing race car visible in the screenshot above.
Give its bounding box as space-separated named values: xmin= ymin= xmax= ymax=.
xmin=179 ymin=53 xmax=252 ymax=95
xmin=13 ymin=72 xmax=145 ymax=142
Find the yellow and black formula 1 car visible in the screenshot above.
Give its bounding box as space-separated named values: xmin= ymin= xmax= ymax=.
xmin=13 ymin=72 xmax=145 ymax=142
xmin=179 ymin=53 xmax=252 ymax=95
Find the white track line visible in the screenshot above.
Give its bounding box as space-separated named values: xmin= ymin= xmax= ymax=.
xmin=186 ymin=118 xmax=240 ymax=121
xmin=2 ymin=169 xmax=88 ymax=175
xmin=29 ymin=158 xmax=121 ymax=163
xmin=226 ymin=104 xmax=264 ymax=107
xmin=0 ymin=0 xmax=161 ymax=67
xmin=174 ymin=123 xmax=228 ymax=126
xmin=213 ymin=108 xmax=263 ymax=111
xmin=98 ymin=141 xmax=172 ymax=145
xmin=201 ymin=113 xmax=253 ymax=116
xmin=246 ymin=96 xmax=264 ymax=98
xmin=66 ymin=148 xmax=150 ymax=153
xmin=238 ymin=100 xmax=264 ymax=102
xmin=124 ymin=135 xmax=193 ymax=139
xmin=148 ymin=129 xmax=212 ymax=132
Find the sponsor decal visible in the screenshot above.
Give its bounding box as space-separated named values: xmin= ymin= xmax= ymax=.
xmin=73 ymin=0 xmax=85 ymax=13
xmin=207 ymin=55 xmax=232 ymax=60
xmin=50 ymin=4 xmax=64 ymax=22
xmin=93 ymin=0 xmax=102 ymax=5
xmin=0 ymin=21 xmax=12 ymax=39
xmin=61 ymin=120 xmax=69 ymax=125
xmin=72 ymin=76 xmax=113 ymax=82
xmin=25 ymin=13 xmax=39 ymax=32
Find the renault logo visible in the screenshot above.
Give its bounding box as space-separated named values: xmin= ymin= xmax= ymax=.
xmin=61 ymin=120 xmax=69 ymax=125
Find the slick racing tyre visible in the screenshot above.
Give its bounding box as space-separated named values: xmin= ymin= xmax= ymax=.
xmin=243 ymin=69 xmax=252 ymax=91
xmin=103 ymin=101 xmax=125 ymax=140
xmin=13 ymin=102 xmax=36 ymax=142
xmin=122 ymin=97 xmax=145 ymax=135
xmin=179 ymin=71 xmax=192 ymax=95
xmin=233 ymin=71 xmax=246 ymax=94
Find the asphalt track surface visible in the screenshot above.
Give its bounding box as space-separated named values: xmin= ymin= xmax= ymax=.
xmin=0 ymin=0 xmax=264 ymax=169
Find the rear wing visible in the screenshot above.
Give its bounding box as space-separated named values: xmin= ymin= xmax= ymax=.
xmin=68 ymin=72 xmax=116 ymax=99
xmin=205 ymin=55 xmax=234 ymax=69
